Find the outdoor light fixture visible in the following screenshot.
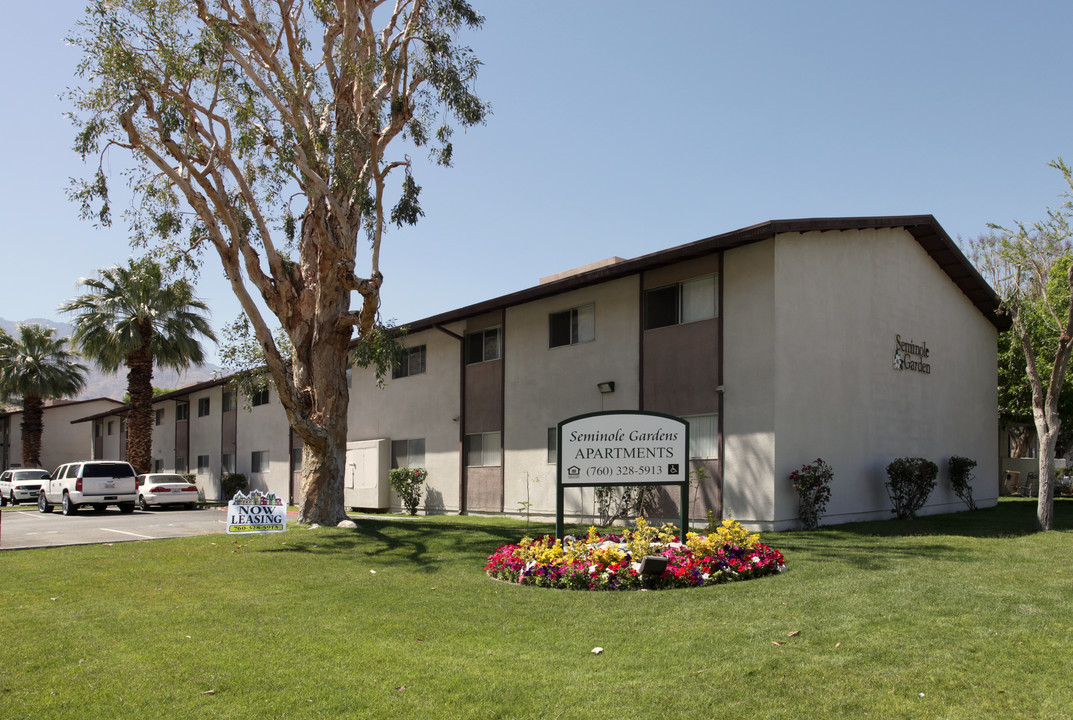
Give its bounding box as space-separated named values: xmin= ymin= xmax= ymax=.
xmin=597 ymin=381 xmax=616 ymax=394
xmin=638 ymin=555 xmax=668 ymax=576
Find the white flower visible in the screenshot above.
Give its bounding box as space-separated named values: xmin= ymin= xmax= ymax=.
xmin=589 ymin=565 xmax=598 ymax=575
xmin=630 ymin=562 xmax=642 ymax=573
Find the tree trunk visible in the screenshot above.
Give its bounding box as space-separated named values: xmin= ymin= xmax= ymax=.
xmin=126 ymin=345 xmax=155 ymax=474
xmin=1036 ymin=424 xmax=1058 ymax=531
xmin=20 ymin=394 xmax=43 ymax=468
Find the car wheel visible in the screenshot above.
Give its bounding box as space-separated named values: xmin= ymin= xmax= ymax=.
xmin=119 ymin=502 xmax=136 ymax=514
xmin=0 ymin=493 xmax=7 ymax=507
xmin=138 ymin=495 xmax=149 ymax=511
xmin=10 ymin=492 xmax=18 ymax=506
xmin=62 ymin=493 xmax=78 ymax=516
xmin=38 ymin=492 xmax=53 ymax=514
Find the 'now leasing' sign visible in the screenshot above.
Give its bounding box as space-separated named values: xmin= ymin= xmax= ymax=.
xmin=227 ymin=490 xmax=287 ymax=534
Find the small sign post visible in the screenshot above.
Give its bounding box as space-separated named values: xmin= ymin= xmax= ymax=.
xmin=556 ymin=411 xmax=690 ymax=539
xmin=226 ymin=490 xmax=287 ymax=534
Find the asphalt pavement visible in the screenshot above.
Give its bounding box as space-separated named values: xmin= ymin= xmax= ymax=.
xmin=0 ymin=505 xmax=235 ymax=550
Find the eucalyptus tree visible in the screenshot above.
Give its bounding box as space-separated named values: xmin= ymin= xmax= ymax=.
xmin=0 ymin=325 xmax=87 ymax=469
xmin=67 ymin=0 xmax=489 ymax=525
xmin=971 ymin=159 xmax=1073 ymax=531
xmin=61 ymin=258 xmax=217 ymax=474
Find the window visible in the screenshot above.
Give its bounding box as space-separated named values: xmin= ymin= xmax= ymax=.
xmin=465 ymin=328 xmax=502 ymax=364
xmin=549 ymin=304 xmax=595 ymax=348
xmin=464 ymin=431 xmax=502 ymax=467
xmin=222 ymin=390 xmax=237 ymax=413
xmin=153 ymin=459 xmax=164 ymax=473
xmin=393 ymin=345 xmax=427 ymax=379
xmin=107 ymin=421 xmax=114 ymax=436
xmin=197 ymin=455 xmax=211 ymax=474
xmin=155 ymin=408 xmax=164 ymax=426
xmin=644 ymin=274 xmax=718 ymax=330
xmin=252 ymin=388 xmax=270 ymax=407
xmin=197 ymin=397 xmax=210 ymax=417
xmin=221 ymin=452 xmax=236 ymax=475
xmin=547 ymin=427 xmax=557 ymax=464
xmin=176 ymin=402 xmax=189 ymax=422
xmin=291 ymin=447 xmax=303 ymax=473
xmin=684 ymin=414 xmax=718 ymax=459
xmin=391 ymin=439 xmax=426 ymax=469
xmin=175 ymin=455 xmax=188 ymax=473
xmin=251 ymin=450 xmax=269 ymax=473
xmin=94 ymin=420 xmax=103 ymax=438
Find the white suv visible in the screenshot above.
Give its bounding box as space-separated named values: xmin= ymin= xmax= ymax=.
xmin=38 ymin=461 xmax=138 ymax=516
xmin=0 ymin=468 xmax=50 ymax=506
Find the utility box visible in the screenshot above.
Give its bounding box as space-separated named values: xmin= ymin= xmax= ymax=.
xmin=343 ymin=439 xmax=391 ymax=510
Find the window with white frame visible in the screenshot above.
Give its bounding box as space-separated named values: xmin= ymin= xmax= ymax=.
xmin=197 ymin=397 xmax=210 ymax=417
xmin=175 ymin=455 xmax=188 ymax=473
xmin=155 ymin=408 xmax=164 ymax=426
xmin=153 ymin=459 xmax=164 ymax=473
xmin=393 ymin=345 xmax=427 ymax=379
xmin=197 ymin=455 xmax=210 ymax=474
xmin=549 ymin=304 xmax=595 ymax=348
xmin=464 ymin=431 xmax=502 ymax=467
xmin=643 ymin=274 xmax=718 ymax=330
xmin=465 ymin=328 xmax=502 ymax=364
xmin=221 ymin=452 xmax=236 ymax=475
xmin=683 ymin=414 xmax=719 ymax=459
xmin=252 ymin=388 xmax=270 ymax=407
xmin=176 ymin=402 xmax=189 ymax=422
xmin=251 ymin=450 xmax=269 ymax=473
xmin=391 ymin=438 xmax=426 ymax=469
xmin=222 ymin=390 xmax=237 ymax=413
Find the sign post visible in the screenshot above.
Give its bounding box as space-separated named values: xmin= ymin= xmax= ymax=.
xmin=556 ymin=411 xmax=690 ymax=539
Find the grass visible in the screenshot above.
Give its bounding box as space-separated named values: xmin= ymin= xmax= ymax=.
xmin=1 ymin=498 xmax=1071 ymax=719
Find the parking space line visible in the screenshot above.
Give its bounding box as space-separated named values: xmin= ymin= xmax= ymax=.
xmin=101 ymin=528 xmax=156 ymax=539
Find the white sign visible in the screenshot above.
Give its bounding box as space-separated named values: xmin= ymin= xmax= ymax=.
xmin=227 ymin=490 xmax=287 ymax=534
xmin=558 ymin=411 xmax=688 ymax=486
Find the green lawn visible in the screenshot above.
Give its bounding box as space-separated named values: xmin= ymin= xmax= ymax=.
xmin=1 ymin=498 xmax=1071 ymax=720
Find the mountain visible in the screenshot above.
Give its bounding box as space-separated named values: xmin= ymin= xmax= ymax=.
xmin=0 ymin=317 xmax=222 ymax=401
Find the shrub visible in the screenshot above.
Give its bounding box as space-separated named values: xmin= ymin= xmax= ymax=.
xmin=948 ymin=455 xmax=978 ymax=511
xmin=885 ymin=457 xmax=938 ymax=519
xmin=389 ymin=467 xmax=428 ymax=516
xmin=789 ymin=458 xmax=833 ymax=530
xmin=221 ymin=473 xmax=248 ymax=501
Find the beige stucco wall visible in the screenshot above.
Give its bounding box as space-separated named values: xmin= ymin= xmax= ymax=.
xmin=722 ymin=239 xmax=778 ymax=526
xmin=235 ymin=388 xmax=293 ymax=498
xmin=504 ymin=276 xmax=642 ymax=522
xmin=187 ymin=387 xmax=225 ymax=499
xmin=348 ymin=324 xmax=463 ymax=513
xmin=766 ymin=228 xmax=998 ymax=529
xmin=5 ymin=399 xmax=124 ymax=472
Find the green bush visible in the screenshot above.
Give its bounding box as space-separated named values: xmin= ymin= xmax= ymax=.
xmin=885 ymin=457 xmax=938 ymax=520
xmin=948 ymin=456 xmax=978 ymax=511
xmin=789 ymin=458 xmax=834 ymax=530
xmin=221 ymin=473 xmax=248 ymax=501
xmin=390 ymin=467 xmax=428 ymax=516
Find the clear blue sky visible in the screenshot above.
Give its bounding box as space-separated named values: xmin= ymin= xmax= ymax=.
xmin=2 ymin=1 xmax=1071 ymax=365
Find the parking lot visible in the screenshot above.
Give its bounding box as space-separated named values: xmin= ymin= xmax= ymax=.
xmin=0 ymin=505 xmax=236 ymax=550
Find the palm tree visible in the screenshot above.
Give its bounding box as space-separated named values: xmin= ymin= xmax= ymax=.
xmin=0 ymin=325 xmax=87 ymax=468
xmin=61 ymin=258 xmax=217 ymax=473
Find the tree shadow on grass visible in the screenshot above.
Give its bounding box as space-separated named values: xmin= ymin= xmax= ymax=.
xmin=773 ymin=498 xmax=1073 ymax=572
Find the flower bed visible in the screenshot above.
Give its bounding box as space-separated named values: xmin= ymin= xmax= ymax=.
xmin=485 ymin=518 xmax=786 ymax=590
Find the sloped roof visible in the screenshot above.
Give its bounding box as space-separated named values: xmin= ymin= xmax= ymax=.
xmin=404 ymin=215 xmax=1009 ymax=333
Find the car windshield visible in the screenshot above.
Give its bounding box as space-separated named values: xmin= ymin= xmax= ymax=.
xmin=13 ymin=470 xmax=49 ymax=480
xmin=82 ymin=463 xmax=135 ymax=478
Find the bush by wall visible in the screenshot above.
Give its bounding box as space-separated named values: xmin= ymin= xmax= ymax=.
xmin=789 ymin=458 xmax=833 ymax=530
xmin=948 ymin=455 xmax=978 ymax=511
xmin=390 ymin=467 xmax=428 ymax=516
xmin=885 ymin=457 xmax=937 ymax=520
xmin=221 ymin=473 xmax=248 ymax=501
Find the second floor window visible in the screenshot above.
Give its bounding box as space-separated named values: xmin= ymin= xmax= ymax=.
xmin=197 ymin=397 xmax=210 ymax=417
xmin=252 ymin=388 xmax=270 ymax=407
xmin=644 ymin=274 xmax=718 ymax=330
xmin=466 ymin=328 xmax=502 ymax=364
xmin=176 ymin=402 xmax=189 ymax=422
xmin=393 ymin=345 xmax=427 ymax=379
xmin=549 ymin=304 xmax=595 ymax=347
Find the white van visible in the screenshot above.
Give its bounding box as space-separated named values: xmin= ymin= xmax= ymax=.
xmin=0 ymin=468 xmax=50 ymax=506
xmin=38 ymin=461 xmax=138 ymax=515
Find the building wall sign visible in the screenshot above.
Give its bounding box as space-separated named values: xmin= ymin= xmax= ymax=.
xmin=892 ymin=334 xmax=931 ymax=374
xmin=555 ymin=411 xmax=689 ymax=537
